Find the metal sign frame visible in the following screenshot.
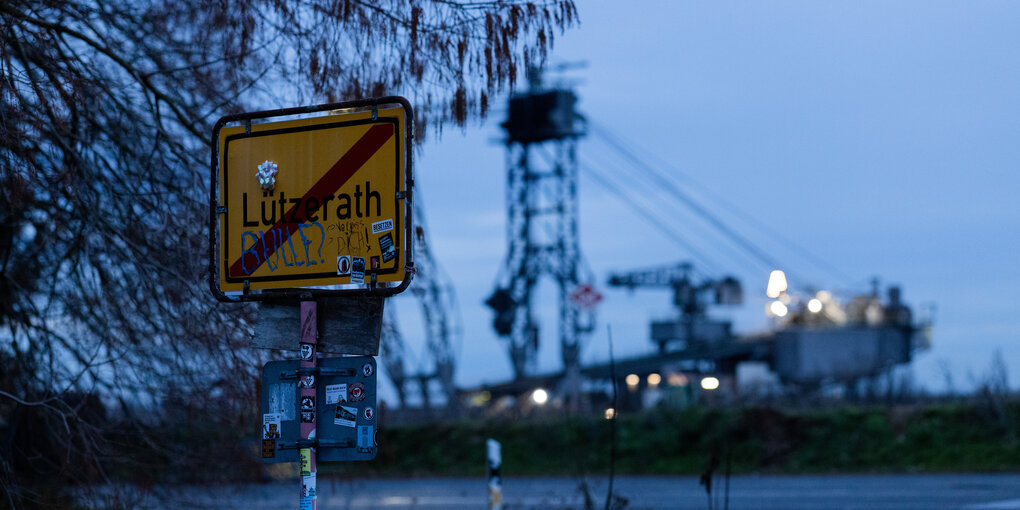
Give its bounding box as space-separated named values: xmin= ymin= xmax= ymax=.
xmin=208 ymin=96 xmax=414 ymax=302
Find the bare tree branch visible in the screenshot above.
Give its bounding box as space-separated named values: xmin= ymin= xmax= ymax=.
xmin=1 ymin=0 xmax=576 ymax=505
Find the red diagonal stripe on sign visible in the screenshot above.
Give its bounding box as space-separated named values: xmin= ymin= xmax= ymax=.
xmin=229 ymin=123 xmax=394 ymax=278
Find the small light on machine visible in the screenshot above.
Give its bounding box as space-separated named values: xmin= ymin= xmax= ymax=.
xmin=769 ymin=300 xmax=788 ymax=317
xmin=667 ymin=373 xmax=689 ymax=387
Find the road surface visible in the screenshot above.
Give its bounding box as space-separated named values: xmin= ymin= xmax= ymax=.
xmin=94 ymin=474 xmax=1020 ymax=509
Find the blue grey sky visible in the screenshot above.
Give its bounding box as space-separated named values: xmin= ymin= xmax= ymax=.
xmin=388 ymin=1 xmax=1020 ymax=396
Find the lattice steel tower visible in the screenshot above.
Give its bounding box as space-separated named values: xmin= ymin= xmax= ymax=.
xmin=380 ymin=196 xmax=460 ymax=411
xmin=487 ymin=73 xmax=595 ymax=381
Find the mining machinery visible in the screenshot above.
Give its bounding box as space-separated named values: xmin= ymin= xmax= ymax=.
xmin=608 ymin=262 xmax=743 ymax=353
xmin=602 ymin=262 xmax=931 ymax=395
xmin=486 ymin=68 xmax=596 ymax=385
xmin=380 ymin=197 xmax=461 ymax=410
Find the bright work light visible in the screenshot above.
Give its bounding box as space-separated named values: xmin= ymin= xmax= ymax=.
xmin=766 ymin=270 xmax=788 ymax=298
xmin=531 ymin=388 xmax=548 ymax=405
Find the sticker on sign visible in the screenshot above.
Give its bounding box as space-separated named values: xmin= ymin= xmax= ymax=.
xmin=210 ymin=98 xmax=414 ymax=300
xmin=336 ymin=255 xmax=351 ymax=276
xmin=372 ymin=219 xmax=393 ymax=234
xmin=378 ymin=233 xmax=396 ymax=263
xmin=351 ymin=257 xmax=365 ymax=284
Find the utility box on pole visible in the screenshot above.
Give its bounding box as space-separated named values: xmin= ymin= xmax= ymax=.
xmin=260 ymin=357 xmax=379 ymax=462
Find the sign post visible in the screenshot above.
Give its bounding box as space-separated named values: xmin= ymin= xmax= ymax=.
xmin=299 ymin=301 xmax=317 ymax=509
xmin=211 ymin=97 xmax=412 ymax=509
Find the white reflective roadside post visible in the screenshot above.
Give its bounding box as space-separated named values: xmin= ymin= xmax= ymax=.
xmin=299 ymin=301 xmax=317 ymax=510
xmin=487 ymin=438 xmax=502 ymax=510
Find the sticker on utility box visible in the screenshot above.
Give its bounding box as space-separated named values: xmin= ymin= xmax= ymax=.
xmin=357 ymin=425 xmax=374 ymax=453
xmin=266 ymin=382 xmax=296 ymax=421
xmin=335 ymin=405 xmax=357 ymax=427
xmin=357 ymin=425 xmax=374 ymax=447
xmin=262 ymin=413 xmax=282 ymax=439
xmin=349 ymin=382 xmax=365 ymax=402
xmin=325 ymin=383 xmax=347 ymax=405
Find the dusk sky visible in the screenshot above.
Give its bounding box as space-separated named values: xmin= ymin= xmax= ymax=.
xmin=387 ymin=1 xmax=1020 ymax=399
